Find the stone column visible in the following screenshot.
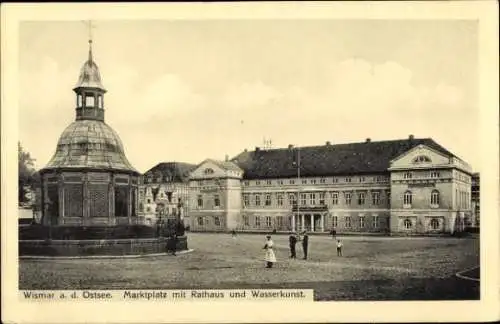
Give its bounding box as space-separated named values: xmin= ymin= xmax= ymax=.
xmin=291 ymin=213 xmax=295 ymax=232
xmin=320 ymin=214 xmax=325 ymax=232
xmin=128 ymin=175 xmax=133 ymax=225
xmin=108 ymin=173 xmax=114 ymax=224
xmin=58 ymin=173 xmax=64 ymax=225
xmin=311 ymin=214 xmax=315 ymax=232
xmin=301 ymin=214 xmax=305 ymax=231
xmin=82 ymin=172 xmax=89 ymax=225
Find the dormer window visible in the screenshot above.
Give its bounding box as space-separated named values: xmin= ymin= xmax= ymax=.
xmin=413 ymin=155 xmax=432 ymax=164
xmin=77 ymin=94 xmax=83 ymax=107
xmin=85 ymin=94 xmax=95 ymax=107
xmin=98 ymin=95 xmax=103 ymax=108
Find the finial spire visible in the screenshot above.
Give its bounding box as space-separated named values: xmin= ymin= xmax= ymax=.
xmin=85 ymin=20 xmax=95 ymax=62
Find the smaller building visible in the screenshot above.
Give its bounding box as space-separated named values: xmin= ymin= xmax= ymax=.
xmin=471 ymin=172 xmax=480 ymax=228
xmin=139 ymin=162 xmax=196 ymax=227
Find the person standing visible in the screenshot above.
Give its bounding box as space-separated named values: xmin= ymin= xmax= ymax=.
xmin=302 ymin=231 xmax=309 ymax=260
xmin=288 ymin=232 xmax=297 ymax=259
xmin=336 ymin=239 xmax=343 ymax=256
xmin=263 ymin=235 xmax=277 ymax=268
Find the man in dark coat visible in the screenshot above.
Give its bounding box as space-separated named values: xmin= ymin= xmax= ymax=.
xmin=288 ymin=232 xmax=298 ymax=259
xmin=302 ymin=231 xmax=309 ymax=260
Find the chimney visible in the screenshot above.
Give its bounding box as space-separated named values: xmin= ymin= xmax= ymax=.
xmin=326 ymin=141 xmax=331 ymax=146
xmin=225 ymin=154 xmax=229 ymax=162
xmin=244 ymin=148 xmax=248 ymax=152
xmin=288 ymin=144 xmax=294 ymax=150
xmin=366 ymin=138 xmax=371 ymax=143
xmin=255 ymin=147 xmax=260 ymax=152
xmin=409 ymin=134 xmax=414 ymax=141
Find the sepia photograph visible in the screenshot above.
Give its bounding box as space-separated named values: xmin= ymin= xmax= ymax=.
xmin=2 ymin=1 xmax=499 ymax=323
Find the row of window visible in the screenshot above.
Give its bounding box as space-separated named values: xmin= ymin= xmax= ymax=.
xmin=402 ymin=218 xmax=441 ymax=230
xmin=240 ymin=191 xmax=389 ymax=208
xmin=77 ymin=93 xmax=103 ymax=109
xmin=456 ymin=189 xmax=471 ymax=209
xmin=243 ymin=176 xmax=387 ymax=187
xmin=402 ymin=171 xmax=441 ymax=179
xmin=194 ymin=215 xmax=442 ymax=231
xmin=402 ymin=190 xmax=440 ymax=207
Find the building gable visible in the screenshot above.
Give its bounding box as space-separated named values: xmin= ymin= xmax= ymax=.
xmin=189 ymin=160 xmax=243 ymax=180
xmin=389 ymin=144 xmax=451 ymax=170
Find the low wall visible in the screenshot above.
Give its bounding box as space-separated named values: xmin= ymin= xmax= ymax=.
xmin=19 ymin=236 xmax=188 ymax=257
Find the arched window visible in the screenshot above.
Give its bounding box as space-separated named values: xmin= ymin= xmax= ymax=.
xmin=431 ymin=190 xmax=440 ymax=206
xmin=404 ymin=218 xmax=412 ymax=229
xmin=204 ymin=168 xmax=214 ymax=175
xmin=413 ymin=155 xmax=432 ymax=164
xmin=430 ymin=218 xmax=440 ymax=230
xmin=403 ymin=191 xmax=412 ymax=206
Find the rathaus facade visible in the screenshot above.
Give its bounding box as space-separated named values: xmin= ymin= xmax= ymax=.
xmin=188 ymin=136 xmax=474 ymax=235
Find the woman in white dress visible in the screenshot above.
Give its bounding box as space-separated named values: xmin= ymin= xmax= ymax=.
xmin=263 ymin=235 xmax=277 ymax=268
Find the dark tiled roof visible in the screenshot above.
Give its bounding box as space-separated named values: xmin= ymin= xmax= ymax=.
xmin=231 ymin=138 xmax=458 ymax=180
xmin=143 ymin=162 xmax=197 ymax=183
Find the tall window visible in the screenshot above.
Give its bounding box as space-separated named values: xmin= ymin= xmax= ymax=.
xmin=372 ymin=192 xmax=380 ymax=205
xmin=332 ymin=215 xmax=338 ymax=228
xmin=277 ymin=216 xmax=283 ymax=227
xmin=345 ymin=192 xmax=352 ymax=205
xmin=255 ymin=195 xmax=261 ymax=206
xmin=214 ymin=216 xmax=221 ymax=226
xmin=403 ymin=191 xmax=412 ymax=206
xmin=214 ymin=194 xmax=220 ymax=208
xmin=319 ymin=193 xmax=325 ymax=205
xmin=430 ymin=218 xmax=440 ymax=230
xmin=243 ymin=215 xmax=249 ymax=226
xmin=197 ymin=217 xmax=204 ymax=226
xmin=310 ymin=179 xmax=317 ymax=184
xmin=404 ymin=218 xmax=412 ymax=229
xmin=277 ymin=194 xmax=284 ymax=206
xmin=309 ymin=193 xmax=316 ymax=205
xmin=359 ymin=177 xmax=365 ymax=183
xmin=332 ymin=192 xmax=339 ymax=205
xmin=197 ymin=195 xmax=203 ymax=208
xmin=320 ymin=178 xmax=326 ymax=184
xmin=243 ymin=194 xmax=250 ymax=207
xmin=265 ymin=194 xmax=272 ymax=206
xmin=266 ymin=180 xmax=272 ymax=185
xmin=358 ymin=192 xmax=365 ymax=205
xmin=289 ymin=193 xmax=297 ymax=205
xmin=300 ymin=193 xmax=307 ymax=206
xmin=372 ymin=215 xmax=379 ymax=228
xmin=345 ymin=177 xmax=352 ymax=183
xmin=265 ymin=216 xmax=272 ymax=227
xmin=114 ymin=186 xmax=129 ymax=217
xmin=77 ymin=94 xmax=83 ymax=107
xmin=302 ymin=179 xmax=307 ymax=184
xmin=403 ymin=172 xmax=413 ymax=179
xmin=289 ymin=179 xmax=295 ymax=185
xmin=431 ymin=190 xmax=440 ymax=206
xmin=359 ymin=216 xmax=365 ymax=228
xmin=85 ymin=94 xmax=95 ymax=107
xmin=345 ymin=216 xmax=351 ymax=227
xmin=387 ymin=191 xmax=391 ymax=206
xmin=98 ymin=95 xmax=103 ymax=108
xmin=255 ymin=216 xmax=261 ymax=227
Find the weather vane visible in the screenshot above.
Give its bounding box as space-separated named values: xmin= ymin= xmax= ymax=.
xmin=82 ymin=20 xmax=96 ymax=44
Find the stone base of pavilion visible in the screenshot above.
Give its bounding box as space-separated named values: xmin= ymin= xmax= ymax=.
xmin=19 ymin=225 xmax=188 ymax=257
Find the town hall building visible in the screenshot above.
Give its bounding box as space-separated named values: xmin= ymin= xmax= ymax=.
xmin=188 ymin=136 xmax=473 ymax=235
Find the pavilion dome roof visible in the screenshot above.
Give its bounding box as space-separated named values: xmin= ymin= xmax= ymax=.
xmin=73 ymin=41 xmax=106 ymax=91
xmin=42 ymin=120 xmax=138 ymax=174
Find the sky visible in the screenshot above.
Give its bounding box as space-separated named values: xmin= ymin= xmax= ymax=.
xmin=18 ymin=19 xmax=479 ymax=173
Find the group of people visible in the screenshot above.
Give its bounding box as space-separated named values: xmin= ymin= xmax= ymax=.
xmin=262 ymin=230 xmax=344 ymax=268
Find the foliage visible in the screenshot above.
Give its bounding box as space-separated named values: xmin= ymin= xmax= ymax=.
xmin=18 ymin=142 xmax=37 ymax=204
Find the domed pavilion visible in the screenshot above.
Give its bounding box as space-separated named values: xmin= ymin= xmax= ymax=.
xmin=39 ymin=39 xmax=140 ymax=227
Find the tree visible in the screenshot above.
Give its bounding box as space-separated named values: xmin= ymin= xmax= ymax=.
xmin=18 ymin=142 xmax=37 ymax=204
